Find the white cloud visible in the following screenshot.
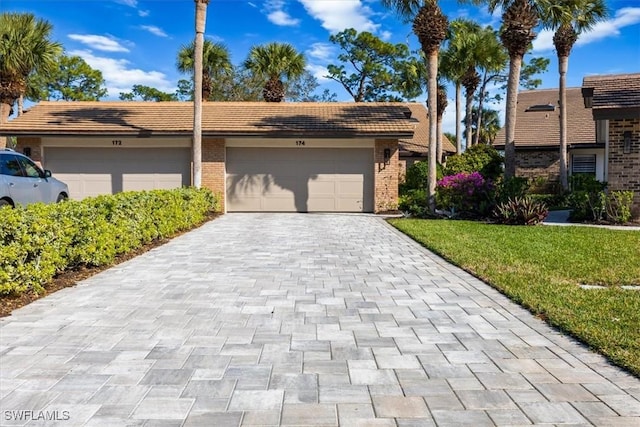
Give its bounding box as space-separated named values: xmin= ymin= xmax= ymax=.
xmin=578 ymin=7 xmax=640 ymax=46
xmin=248 ymin=2 xmax=257 ymax=8
xmin=532 ymin=29 xmax=555 ymax=53
xmin=298 ymin=0 xmax=379 ymax=33
xmin=380 ymin=30 xmax=392 ymax=41
xmin=140 ymin=25 xmax=169 ymax=38
xmin=533 ymin=7 xmax=640 ymax=53
xmin=69 ymin=49 xmax=174 ymax=98
xmin=138 ymin=10 xmax=150 ymax=17
xmin=268 ymin=10 xmax=300 ymax=26
xmin=306 ymin=43 xmax=334 ymax=61
xmin=68 ymin=34 xmax=130 ymax=53
xmin=306 ymin=64 xmax=330 ymax=82
xmin=115 ymin=0 xmax=137 ymax=7
xmin=265 ymin=0 xmax=300 ymax=27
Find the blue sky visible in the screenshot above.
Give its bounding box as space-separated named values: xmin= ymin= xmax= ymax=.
xmin=3 ymin=0 xmax=640 ymax=133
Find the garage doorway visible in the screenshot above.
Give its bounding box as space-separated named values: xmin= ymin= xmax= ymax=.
xmin=226 ymin=147 xmax=374 ymax=212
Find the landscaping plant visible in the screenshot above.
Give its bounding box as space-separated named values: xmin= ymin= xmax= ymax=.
xmin=435 ymin=171 xmax=494 ymax=217
xmin=443 ymin=143 xmax=503 ymax=180
xmin=494 ymin=196 xmax=548 ymax=225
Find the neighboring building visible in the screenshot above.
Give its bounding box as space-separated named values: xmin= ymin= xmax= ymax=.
xmin=494 ymin=87 xmax=603 ymax=186
xmin=582 ymin=73 xmax=640 ymax=212
xmin=0 ymin=101 xmax=422 ymax=213
xmin=397 ymin=103 xmax=456 ymax=180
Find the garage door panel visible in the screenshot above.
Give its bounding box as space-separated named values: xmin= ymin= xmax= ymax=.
xmin=263 ymin=196 xmax=297 ymax=212
xmin=45 ymin=147 xmax=190 ymax=200
xmin=226 ymin=147 xmax=373 ymax=212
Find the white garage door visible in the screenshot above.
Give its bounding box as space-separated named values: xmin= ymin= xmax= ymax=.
xmin=226 ymin=148 xmax=374 ymax=212
xmin=45 ymin=147 xmax=190 ymax=200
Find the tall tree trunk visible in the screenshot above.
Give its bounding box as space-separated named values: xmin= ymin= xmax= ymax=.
xmin=18 ymin=95 xmax=24 ymax=116
xmin=455 ymin=83 xmax=462 ymax=153
xmin=437 ymin=115 xmax=443 ymax=164
xmin=558 ymin=54 xmax=569 ymax=191
xmin=427 ymin=52 xmax=438 ymax=213
xmin=192 ymin=0 xmax=208 ymax=189
xmin=465 ymin=88 xmax=473 ymax=149
xmin=504 ymin=55 xmax=523 ymax=179
xmin=0 ymin=103 xmax=10 ymax=148
xmin=474 ymin=71 xmax=487 ymax=145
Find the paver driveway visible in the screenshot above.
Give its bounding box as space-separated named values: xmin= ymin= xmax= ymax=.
xmin=1 ymin=214 xmax=639 ymax=426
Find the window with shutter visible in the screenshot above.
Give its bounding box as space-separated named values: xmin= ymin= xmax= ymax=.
xmin=572 ymin=154 xmax=596 ymax=175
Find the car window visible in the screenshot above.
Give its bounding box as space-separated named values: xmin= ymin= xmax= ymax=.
xmin=0 ymin=155 xmax=25 ymax=177
xmin=17 ymin=156 xmax=43 ymax=178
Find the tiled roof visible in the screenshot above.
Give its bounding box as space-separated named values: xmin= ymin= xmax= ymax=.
xmin=398 ymin=103 xmax=456 ymax=155
xmin=0 ymin=101 xmax=416 ymax=137
xmin=494 ymin=87 xmax=595 ymax=148
xmin=582 ymin=73 xmax=640 ymax=109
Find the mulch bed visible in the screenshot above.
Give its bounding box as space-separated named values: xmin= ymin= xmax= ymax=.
xmin=0 ymin=212 xmax=221 ymax=318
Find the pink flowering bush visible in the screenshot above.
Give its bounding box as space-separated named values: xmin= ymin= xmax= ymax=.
xmin=436 ymin=172 xmax=494 ymax=216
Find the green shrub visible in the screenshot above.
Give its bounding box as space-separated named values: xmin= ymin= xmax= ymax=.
xmin=495 ymin=177 xmax=529 ymax=203
xmin=528 ymin=193 xmax=567 ymax=209
xmin=570 ymin=174 xmax=606 ymax=193
xmin=567 ymin=176 xmax=608 ymax=222
xmin=444 ymin=144 xmax=503 ymax=180
xmin=0 ymin=187 xmax=218 ymax=296
xmin=494 ymin=196 xmax=549 ymax=225
xmin=606 ymin=191 xmax=634 ymax=224
xmin=398 ymin=189 xmax=427 ymax=216
xmin=436 ymin=172 xmax=495 ymax=217
xmin=400 ymin=161 xmax=444 ymax=195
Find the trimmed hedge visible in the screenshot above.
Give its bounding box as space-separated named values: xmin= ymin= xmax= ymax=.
xmin=0 ymin=188 xmax=218 ymax=296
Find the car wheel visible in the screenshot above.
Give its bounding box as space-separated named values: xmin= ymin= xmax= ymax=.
xmin=0 ymin=199 xmax=12 ymax=208
xmin=56 ymin=194 xmax=68 ymax=203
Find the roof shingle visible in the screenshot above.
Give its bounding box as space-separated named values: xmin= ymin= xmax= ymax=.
xmin=582 ymin=73 xmax=640 ymax=109
xmin=398 ymin=103 xmax=456 ymax=155
xmin=494 ymin=87 xmax=595 ymax=148
xmin=0 ymin=101 xmax=416 ymax=138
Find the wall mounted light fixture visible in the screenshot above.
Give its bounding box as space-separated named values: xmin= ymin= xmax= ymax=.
xmin=623 ymin=131 xmax=632 ymax=154
xmin=383 ymin=148 xmax=391 ymax=165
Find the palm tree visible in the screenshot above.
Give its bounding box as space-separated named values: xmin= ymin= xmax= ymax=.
xmin=0 ymin=13 xmax=61 ymax=147
xmin=466 ymin=107 xmax=502 ymax=144
xmin=192 ymin=0 xmax=209 ymax=189
xmin=472 ymin=26 xmax=508 ymax=145
xmin=440 ymin=19 xmax=476 ymax=154
xmin=475 ymin=0 xmax=542 ymax=179
xmin=382 ymin=0 xmax=448 ymax=213
xmin=177 ymin=39 xmax=232 ymax=101
xmin=243 ymin=43 xmax=306 ymax=102
xmin=543 ymin=0 xmax=607 ymax=191
xmin=436 ymin=82 xmax=448 ymax=163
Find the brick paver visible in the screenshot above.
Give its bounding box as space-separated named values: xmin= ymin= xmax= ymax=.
xmin=1 ymin=213 xmax=639 ymax=426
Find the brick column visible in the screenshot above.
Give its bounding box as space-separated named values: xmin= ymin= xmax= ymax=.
xmin=374 ymin=139 xmax=399 ymax=213
xmin=608 ymin=118 xmax=640 ymax=214
xmin=202 ymin=138 xmax=226 ymax=211
xmin=15 ymin=137 xmax=43 ymax=167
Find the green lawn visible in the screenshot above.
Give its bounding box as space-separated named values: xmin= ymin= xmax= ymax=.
xmin=388 ymin=219 xmax=640 ymax=376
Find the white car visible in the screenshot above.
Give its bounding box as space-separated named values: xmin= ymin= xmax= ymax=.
xmin=0 ymin=148 xmax=69 ymax=207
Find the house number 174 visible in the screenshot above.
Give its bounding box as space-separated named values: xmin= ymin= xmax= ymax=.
xmin=296 ymin=140 xmax=305 ymax=146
